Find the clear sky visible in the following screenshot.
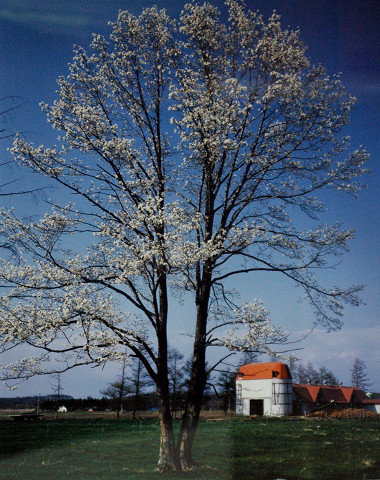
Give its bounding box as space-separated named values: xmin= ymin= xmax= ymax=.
xmin=0 ymin=0 xmax=379 ymax=398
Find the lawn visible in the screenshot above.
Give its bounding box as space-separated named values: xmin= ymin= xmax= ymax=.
xmin=0 ymin=415 xmax=379 ymax=479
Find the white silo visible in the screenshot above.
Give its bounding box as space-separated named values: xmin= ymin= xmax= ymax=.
xmin=236 ymin=362 xmax=293 ymax=416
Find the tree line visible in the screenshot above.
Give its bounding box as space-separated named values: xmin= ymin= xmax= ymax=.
xmin=98 ymin=354 xmax=373 ymax=418
xmin=1 ymin=356 xmax=373 ymax=413
xmin=99 ymin=349 xmax=238 ymax=417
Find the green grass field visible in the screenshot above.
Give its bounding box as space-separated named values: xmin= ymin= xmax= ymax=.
xmin=1 ymin=415 xmax=379 ymax=480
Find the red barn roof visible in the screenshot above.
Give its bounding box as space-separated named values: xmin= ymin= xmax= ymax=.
xmin=237 ymin=362 xmax=292 ymax=380
xmin=340 ymin=387 xmax=354 ymax=403
xmin=293 ymin=384 xmax=369 ymax=405
xmin=352 ymin=388 xmax=368 ymax=403
xmin=293 ymin=384 xmax=320 ymax=403
xmin=319 ymin=386 xmax=348 ymax=403
xmin=363 ymin=398 xmax=380 ymax=405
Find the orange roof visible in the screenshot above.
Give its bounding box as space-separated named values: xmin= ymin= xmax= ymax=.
xmin=293 ymin=384 xmax=320 ymax=402
xmin=363 ymin=398 xmax=380 ymax=405
xmin=293 ymin=384 xmax=368 ymax=405
xmin=352 ymin=388 xmax=368 ymax=402
xmin=340 ymin=387 xmax=354 ymax=403
xmin=320 ymin=386 xmax=347 ymax=403
xmin=237 ymin=362 xmax=292 ymax=380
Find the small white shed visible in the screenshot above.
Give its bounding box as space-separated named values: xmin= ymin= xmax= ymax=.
xmin=363 ymin=399 xmax=380 ymax=414
xmin=236 ymin=362 xmax=293 ymax=416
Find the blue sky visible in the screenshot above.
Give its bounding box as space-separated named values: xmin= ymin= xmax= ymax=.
xmin=0 ymin=0 xmax=379 ymax=397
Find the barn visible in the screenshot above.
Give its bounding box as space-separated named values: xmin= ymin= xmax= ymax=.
xmin=236 ymin=361 xmax=380 ymax=416
xmin=362 ymin=398 xmax=380 ymax=414
xmin=235 ymin=362 xmax=293 ymax=416
xmin=292 ymin=384 xmax=368 ymax=415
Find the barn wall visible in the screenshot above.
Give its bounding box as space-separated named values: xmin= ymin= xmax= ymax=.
xmin=236 ymin=378 xmax=293 ymax=416
xmin=364 ymin=404 xmax=380 ymax=414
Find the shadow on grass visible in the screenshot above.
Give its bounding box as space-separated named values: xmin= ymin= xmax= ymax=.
xmin=229 ymin=417 xmax=380 ymax=480
xmin=0 ymin=418 xmax=157 ymax=460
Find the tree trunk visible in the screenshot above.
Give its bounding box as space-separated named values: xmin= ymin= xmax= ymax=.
xmin=177 ymin=358 xmax=207 ymax=470
xmin=176 ymin=163 xmax=216 ymax=469
xmin=177 ymin=296 xmax=209 ymax=470
xmin=156 ymin=385 xmax=179 ymax=472
xmin=155 ymin=271 xmax=179 ymax=471
xmin=177 ymin=401 xmax=202 ymax=470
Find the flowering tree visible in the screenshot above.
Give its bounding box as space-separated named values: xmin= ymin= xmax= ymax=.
xmin=0 ymin=1 xmax=368 ymax=472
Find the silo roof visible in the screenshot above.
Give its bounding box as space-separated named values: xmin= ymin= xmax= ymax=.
xmin=237 ymin=362 xmax=292 ymax=380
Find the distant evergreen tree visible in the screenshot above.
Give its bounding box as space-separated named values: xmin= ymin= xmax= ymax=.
xmin=216 ymin=368 xmax=236 ymax=414
xmin=351 ymin=357 xmax=372 ymax=390
xmin=287 ymin=357 xmax=298 ymax=380
xmin=241 ymin=351 xmax=261 ymax=365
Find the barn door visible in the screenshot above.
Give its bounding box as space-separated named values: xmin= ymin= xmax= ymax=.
xmin=250 ymin=399 xmax=264 ymax=416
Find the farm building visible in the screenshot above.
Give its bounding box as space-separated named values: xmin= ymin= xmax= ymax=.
xmin=293 ymin=384 xmax=368 ymax=415
xmin=362 ymin=399 xmax=380 ymax=414
xmin=235 ymin=362 xmax=293 ymax=416
xmin=236 ymin=362 xmax=380 ymax=416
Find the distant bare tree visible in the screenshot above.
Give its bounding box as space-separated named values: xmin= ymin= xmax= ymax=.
xmin=101 ymin=359 xmax=130 ymax=419
xmin=50 ymin=372 xmax=64 ymax=418
xmin=168 ymin=348 xmax=185 ymax=418
xmin=101 ymin=356 xmax=153 ymax=419
xmin=129 ymin=357 xmax=153 ymax=419
xmin=296 ymin=361 xmax=339 ymax=385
